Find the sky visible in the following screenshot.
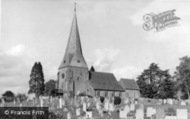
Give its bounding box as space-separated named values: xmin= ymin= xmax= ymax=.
xmin=1 ymin=0 xmax=190 ymax=95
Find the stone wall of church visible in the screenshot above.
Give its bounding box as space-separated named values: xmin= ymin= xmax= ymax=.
xmin=58 ymin=67 xmax=89 ymax=95
xmin=94 ymin=90 xmax=123 ymax=98
xmin=122 ymin=90 xmax=140 ymax=99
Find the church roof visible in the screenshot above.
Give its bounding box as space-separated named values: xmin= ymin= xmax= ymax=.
xmin=89 ymin=71 xmax=124 ymax=91
xmin=59 ymin=7 xmax=88 ymax=69
xmin=119 ymin=78 xmax=139 ymax=90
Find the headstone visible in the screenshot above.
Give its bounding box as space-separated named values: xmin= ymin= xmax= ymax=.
xmin=86 ymin=111 xmax=92 ymax=118
xmin=19 ymin=103 xmax=22 ymax=107
xmin=50 ymin=96 xmax=52 ymax=102
xmin=119 ymin=109 xmax=127 ymax=119
xmin=83 ymin=102 xmax=87 ymax=112
xmin=63 ymin=107 xmax=68 ymax=112
xmin=59 ymin=98 xmax=62 ymax=108
xmin=165 ymin=116 xmax=177 ymax=119
xmin=96 ymin=102 xmax=101 ymax=110
xmin=2 ymin=98 xmax=5 ymax=106
xmin=146 ymin=107 xmax=156 ymax=117
xmin=76 ymin=108 xmax=80 ymax=116
xmin=156 ymin=108 xmax=165 ymax=119
xmin=124 ymin=98 xmax=129 ymax=104
xmin=120 ymin=105 xmax=129 ymax=118
xmin=124 ymin=105 xmax=130 ymax=114
xmin=67 ymin=112 xmax=71 ymax=119
xmin=104 ymin=99 xmax=109 ymax=111
xmin=136 ymin=109 xmax=144 ymax=119
xmin=130 ymin=103 xmax=135 ymax=111
xmin=109 ymin=103 xmax=114 ymax=112
xmin=163 ymin=99 xmax=167 ymax=104
xmin=176 ymin=109 xmax=188 ymax=119
xmin=181 ymin=101 xmax=186 ymax=106
xmin=40 ymin=98 xmax=43 ymax=107
xmin=62 ymin=99 xmax=65 ymax=106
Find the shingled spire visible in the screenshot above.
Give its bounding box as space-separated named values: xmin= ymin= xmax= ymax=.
xmin=59 ymin=3 xmax=88 ymax=69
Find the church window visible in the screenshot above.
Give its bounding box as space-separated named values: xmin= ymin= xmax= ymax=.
xmin=96 ymin=90 xmax=100 ymax=96
xmin=77 ymin=77 xmax=79 ymax=81
xmin=77 ymin=60 xmax=80 ymax=63
xmin=64 ymin=60 xmax=66 ymax=63
xmin=62 ymin=73 xmax=65 ymax=78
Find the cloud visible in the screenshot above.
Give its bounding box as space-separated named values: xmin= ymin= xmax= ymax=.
xmin=0 ymin=45 xmax=31 ymax=95
xmin=111 ymin=66 xmax=143 ymax=80
xmin=93 ymin=48 xmax=120 ymax=71
xmin=5 ymin=44 xmax=25 ymax=56
xmin=91 ymin=48 xmax=143 ymax=80
xmin=129 ymin=0 xmax=190 ymax=74
xmin=0 ymin=44 xmax=58 ymax=96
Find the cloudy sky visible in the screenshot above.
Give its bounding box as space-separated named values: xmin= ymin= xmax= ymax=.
xmin=1 ymin=0 xmax=190 ymax=95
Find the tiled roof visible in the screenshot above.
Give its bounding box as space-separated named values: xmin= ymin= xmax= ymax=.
xmin=89 ymin=71 xmax=124 ymax=91
xmin=59 ymin=10 xmax=88 ymax=69
xmin=119 ymin=78 xmax=139 ymax=90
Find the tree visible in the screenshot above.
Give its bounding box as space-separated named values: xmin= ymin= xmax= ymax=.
xmin=16 ymin=93 xmax=27 ymax=102
xmin=2 ymin=90 xmax=15 ymax=102
xmin=90 ymin=66 xmax=95 ymax=72
xmin=28 ymin=62 xmax=45 ymax=98
xmin=45 ymin=79 xmax=56 ymax=96
xmin=136 ymin=63 xmax=175 ymax=99
xmin=158 ymin=78 xmax=175 ymax=99
xmin=175 ymin=56 xmax=190 ymax=99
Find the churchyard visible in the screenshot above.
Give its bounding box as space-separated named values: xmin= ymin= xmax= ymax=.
xmin=1 ymin=96 xmax=190 ymax=119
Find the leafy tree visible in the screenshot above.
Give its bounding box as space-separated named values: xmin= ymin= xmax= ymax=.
xmin=16 ymin=93 xmax=28 ymax=102
xmin=45 ymin=79 xmax=56 ymax=96
xmin=137 ymin=63 xmax=175 ymax=99
xmin=90 ymin=66 xmax=95 ymax=72
xmin=2 ymin=90 xmax=15 ymax=102
xmin=158 ymin=78 xmax=175 ymax=99
xmin=28 ymin=62 xmax=45 ymax=98
xmin=175 ymin=56 xmax=190 ymax=99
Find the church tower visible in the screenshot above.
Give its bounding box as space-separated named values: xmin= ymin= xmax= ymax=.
xmin=57 ymin=4 xmax=89 ymax=97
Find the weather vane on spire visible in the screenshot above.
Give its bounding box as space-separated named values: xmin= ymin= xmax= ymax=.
xmin=74 ymin=2 xmax=77 ymax=12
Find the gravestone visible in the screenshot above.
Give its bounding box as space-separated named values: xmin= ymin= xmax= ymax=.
xmin=109 ymin=103 xmax=114 ymax=112
xmin=83 ymin=102 xmax=87 ymax=112
xmin=86 ymin=111 xmax=92 ymax=118
xmin=104 ymin=98 xmax=109 ymax=111
xmin=67 ymin=112 xmax=71 ymax=119
xmin=19 ymin=103 xmax=22 ymax=107
xmin=119 ymin=109 xmax=127 ymax=119
xmin=130 ymin=103 xmax=135 ymax=111
xmin=40 ymin=98 xmax=43 ymax=107
xmin=124 ymin=98 xmax=129 ymax=104
xmin=136 ymin=108 xmax=144 ymax=119
xmin=156 ymin=108 xmax=165 ymax=119
xmin=59 ymin=98 xmax=62 ymax=108
xmin=165 ymin=116 xmax=177 ymax=119
xmin=120 ymin=105 xmax=130 ymax=119
xmin=181 ymin=101 xmax=186 ymax=106
xmin=146 ymin=107 xmax=156 ymax=117
xmin=76 ymin=108 xmax=80 ymax=116
xmin=176 ymin=109 xmax=188 ymax=119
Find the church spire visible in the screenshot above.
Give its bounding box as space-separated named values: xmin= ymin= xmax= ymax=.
xmin=59 ymin=3 xmax=88 ymax=69
xmin=74 ymin=2 xmax=76 ymax=12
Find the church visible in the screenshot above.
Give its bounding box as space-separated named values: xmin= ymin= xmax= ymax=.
xmin=56 ymin=5 xmax=125 ymax=98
